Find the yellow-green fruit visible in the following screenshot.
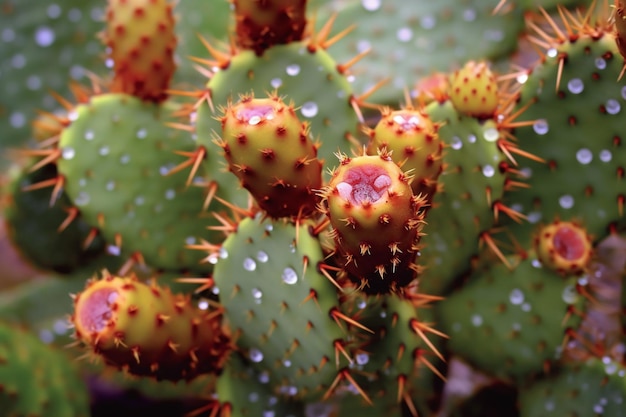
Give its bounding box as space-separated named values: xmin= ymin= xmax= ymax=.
xmin=72 ymin=271 xmax=232 ymax=381
xmin=534 ymin=220 xmax=593 ymax=276
xmin=367 ymin=107 xmax=442 ymax=200
xmin=449 ymin=61 xmax=499 ymax=118
xmin=103 ymin=0 xmax=177 ymax=102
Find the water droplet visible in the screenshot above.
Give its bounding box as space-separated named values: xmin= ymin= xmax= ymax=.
xmin=420 ymin=15 xmax=436 ymax=29
xmin=10 ymin=112 xmax=26 ymax=128
xmin=593 ymin=404 xmax=604 ymax=414
xmin=544 ymin=400 xmax=555 ymax=411
xmin=527 ymin=211 xmax=541 ymax=224
xmin=482 ymin=165 xmax=495 ymax=177
xmin=463 ymin=8 xmax=476 ymax=21
xmin=483 ymin=127 xmax=499 ymax=142
xmin=547 ymin=48 xmax=558 ymax=58
xmin=47 ymin=4 xmax=62 ymax=19
xmin=105 ymin=58 xmax=114 ymax=68
xmin=301 ymin=101 xmax=318 ymax=118
xmin=219 ymin=247 xmax=229 ymax=259
xmin=252 ymin=288 xmax=263 ymax=299
xmin=361 ymin=0 xmax=381 ymax=11
xmin=606 ymin=99 xmax=621 ymax=114
xmin=53 ymin=319 xmax=68 ymax=334
xmin=107 ymin=244 xmax=121 ymax=256
xmin=533 ymin=119 xmax=549 ymax=135
xmin=248 ymin=116 xmax=261 ymax=125
xmin=1 ymin=28 xmax=15 ymax=43
xmin=521 ymin=303 xmax=531 ymax=312
xmin=467 ymin=134 xmax=476 ymax=144
xmin=471 ymin=314 xmax=483 ymax=326
xmin=27 ymin=75 xmax=42 ymax=90
xmin=357 ymin=39 xmax=371 ymax=53
xmin=282 ymin=267 xmax=298 ymax=285
xmin=264 ymin=223 xmax=274 ymax=232
xmin=74 ymin=191 xmax=90 ymax=206
xmin=282 ymin=359 xmax=292 ymax=367
xmin=84 ymin=130 xmax=94 ymax=140
xmin=605 ymin=361 xmax=618 ymax=375
xmin=11 ymin=54 xmax=25 ymax=69
xmin=531 ymin=259 xmax=542 ymax=268
xmin=256 ymin=251 xmax=269 ymax=263
xmin=136 ymin=128 xmax=147 ymax=139
xmin=120 ymin=154 xmax=131 ymax=164
xmin=509 ymin=289 xmax=524 ymax=305
xmin=258 ymin=371 xmax=270 ymax=384
xmin=99 ymin=146 xmax=110 ymax=156
xmin=270 ymin=78 xmax=282 ymax=89
xmin=165 ymin=189 xmax=176 ymax=200
xmin=450 ymin=136 xmax=463 ymax=150
xmin=595 ymin=57 xmax=607 ymax=70
xmin=567 ymin=78 xmax=584 ymax=94
xmin=207 ymin=253 xmax=219 ymax=264
xmin=356 ymin=352 xmax=369 ymax=365
xmin=562 ymin=284 xmax=579 ymax=304
xmin=39 ymin=329 xmax=54 ymax=344
xmin=286 ymin=64 xmax=300 ymax=76
xmin=599 ymin=149 xmax=612 ymax=162
xmin=396 ymin=27 xmax=413 ymax=42
xmin=105 ymin=180 xmax=115 ymax=191
xmin=62 ymin=147 xmax=75 ymax=160
xmin=134 ymin=196 xmax=145 ymax=206
xmin=559 ymin=194 xmax=574 ymax=209
xmin=78 ymin=178 xmax=87 ymax=187
xmin=68 ymin=8 xmax=81 ymax=21
xmin=576 ymin=148 xmax=592 ymax=164
xmin=516 ymin=73 xmax=528 ymax=84
xmin=622 ymin=86 xmax=626 ymax=100
xmin=249 ymin=348 xmax=263 ymax=363
xmin=243 ymin=257 xmax=257 ymax=271
xmin=35 ymin=26 xmax=55 ymax=47
xmin=248 ymin=392 xmax=259 ymax=403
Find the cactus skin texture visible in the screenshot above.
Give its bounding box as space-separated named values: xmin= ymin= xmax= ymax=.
xmin=217 ymin=93 xmax=323 ymax=218
xmin=0 ymin=321 xmax=90 ymax=417
xmin=71 ymin=271 xmax=232 ymax=381
xmin=233 ymin=0 xmax=307 ymax=55
xmin=320 ymin=152 xmax=428 ymax=294
xmin=103 ymin=0 xmax=177 ymax=102
xmin=534 ymin=220 xmax=593 ymax=276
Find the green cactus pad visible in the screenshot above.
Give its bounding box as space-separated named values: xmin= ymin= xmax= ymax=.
xmin=195 ymin=40 xmax=361 ymax=193
xmin=437 ymin=253 xmax=585 ymax=382
xmin=3 ymin=160 xmax=106 ymax=273
xmin=519 ymin=357 xmax=626 ymax=417
xmin=418 ymin=100 xmax=507 ymax=296
xmin=57 ymin=93 xmax=220 ymax=271
xmin=215 ymin=352 xmax=305 ymax=417
xmin=346 ymin=293 xmax=446 ymax=416
xmin=318 ymin=0 xmax=524 ymax=104
xmin=211 ymin=214 xmax=350 ymax=401
xmin=0 ymin=322 xmax=90 ymax=417
xmin=505 ymin=34 xmax=626 ymax=246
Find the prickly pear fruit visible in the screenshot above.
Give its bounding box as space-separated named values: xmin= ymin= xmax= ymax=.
xmin=218 ymin=93 xmax=323 ymax=218
xmin=71 ymin=271 xmax=232 ymax=381
xmin=319 ymin=151 xmax=428 ymax=294
xmin=233 ymin=0 xmax=307 ymax=55
xmin=534 ymin=220 xmax=593 ymax=276
xmin=103 ymin=0 xmax=177 ymax=102
xmin=449 ymin=61 xmax=499 ymax=118
xmin=366 ymin=106 xmax=443 ymax=200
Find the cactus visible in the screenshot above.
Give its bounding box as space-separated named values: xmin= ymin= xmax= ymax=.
xmin=2 ymin=0 xmax=626 ymax=416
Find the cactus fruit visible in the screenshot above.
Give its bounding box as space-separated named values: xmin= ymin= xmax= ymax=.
xmin=319 ymin=151 xmax=428 ymax=294
xmin=365 ymin=106 xmax=443 ymax=200
xmin=102 ymin=0 xmax=177 ymax=102
xmin=0 ymin=321 xmax=90 ymax=417
xmin=217 ymin=93 xmax=323 ymax=218
xmin=233 ymin=0 xmax=307 ymax=55
xmin=449 ymin=61 xmax=500 ymax=118
xmin=534 ymin=220 xmax=593 ymax=276
xmin=71 ymin=270 xmax=232 ymax=381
